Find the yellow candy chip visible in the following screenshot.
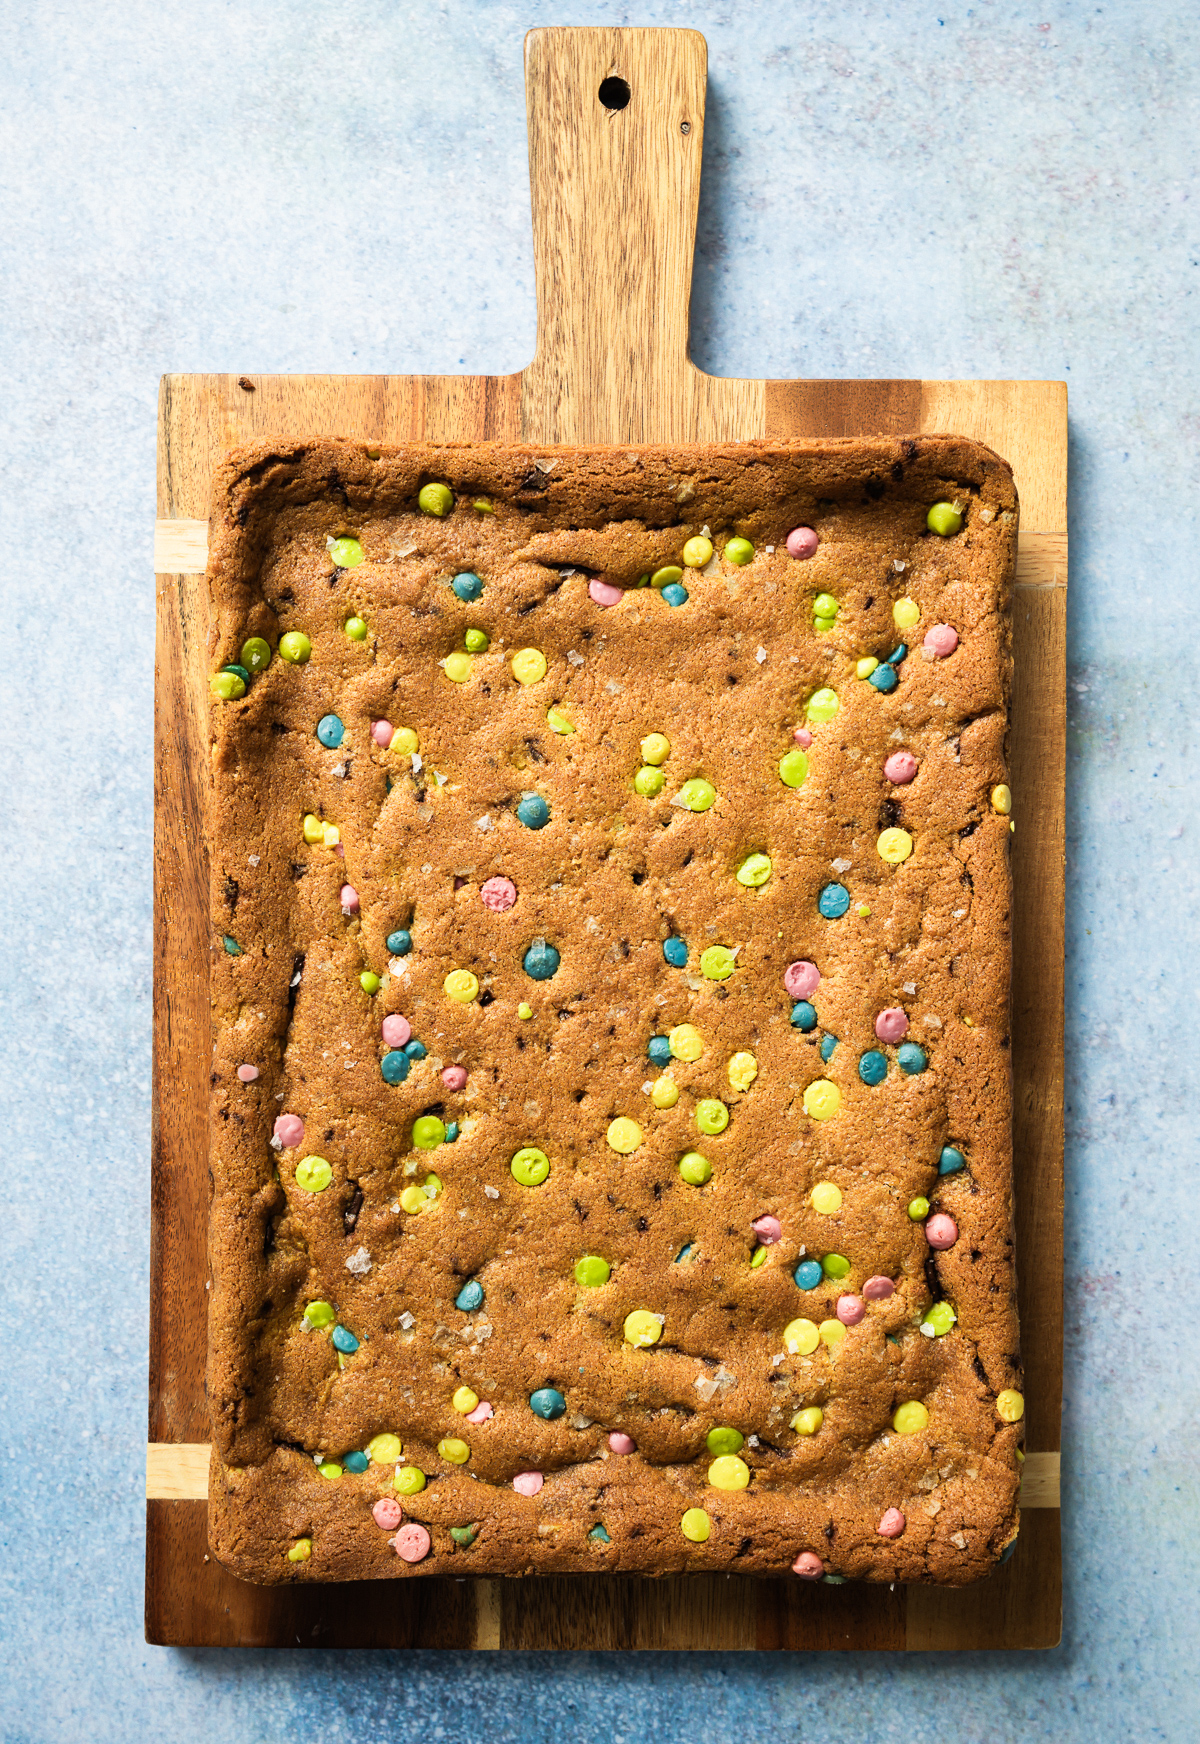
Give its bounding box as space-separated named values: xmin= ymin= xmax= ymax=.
xmin=893 ymin=597 xmax=921 ymax=630
xmin=650 ymin=1076 xmax=679 ymax=1109
xmin=805 ymin=687 xmax=838 ymax=723
xmin=607 ymin=1117 xmax=643 ymax=1155
xmin=856 ymin=656 xmax=879 ymax=679
xmin=991 ymin=783 xmax=1012 ymax=815
xmin=399 ymin=1184 xmax=429 ymax=1214
xmin=682 ymin=536 xmax=714 ymax=568
xmin=444 ymin=969 xmax=480 ymax=1003
xmin=391 ymin=727 xmax=419 ymax=756
xmin=452 ymin=1386 xmax=479 ymax=1414
xmin=810 ymin=1181 xmax=843 ymax=1214
xmin=512 ymin=647 xmax=547 ymax=685
xmin=322 ymin=823 xmax=340 ymax=847
xmin=438 ymin=1437 xmax=471 ymax=1465
xmin=623 ymin=1309 xmax=663 ymax=1348
xmin=708 ymin=1455 xmax=751 ymax=1492
xmin=877 ymin=827 xmax=914 ymax=863
xmin=750 ymin=1245 xmax=767 ymax=1269
xmin=802 ymin=1079 xmax=841 ymax=1121
xmin=669 ymin=1024 xmax=704 ymax=1062
xmin=302 ymin=813 xmax=324 ymax=844
xmin=727 ymin=1051 xmax=758 ymax=1093
xmin=783 ymin=1318 xmax=820 ymax=1356
xmin=818 ymin=1318 xmax=846 ymax=1348
xmin=680 ymin=1507 xmax=711 ymax=1543
xmin=791 ymin=1407 xmax=824 ymax=1436
xmin=394 ymin=1465 xmax=427 ymax=1495
xmin=366 ymin=1433 xmax=403 ymax=1464
xmin=893 ymin=1401 xmax=930 ymax=1435
xmin=287 ymin=1538 xmax=312 ymax=1562
xmin=444 ymin=650 xmax=473 ymax=683
xmin=546 ymin=706 xmax=575 ymax=734
xmin=295 ymin=1155 xmax=332 ymax=1193
xmin=641 ymin=731 xmax=670 ymax=765
xmin=996 ymin=1388 xmax=1025 ymax=1423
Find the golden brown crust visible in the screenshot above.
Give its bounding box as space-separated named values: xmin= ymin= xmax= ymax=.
xmin=206 ymin=436 xmax=1021 ymax=1586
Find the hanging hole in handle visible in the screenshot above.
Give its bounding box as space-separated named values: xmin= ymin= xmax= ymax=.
xmin=598 ymin=76 xmax=631 ymax=111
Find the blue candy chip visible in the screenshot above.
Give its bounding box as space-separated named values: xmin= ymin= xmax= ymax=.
xmin=523 ymin=940 xmax=561 ymax=980
xmin=661 ymin=582 xmax=689 ymax=606
xmin=790 ymin=1001 xmax=817 ymax=1031
xmin=868 ymin=664 xmax=898 ymax=693
xmin=445 ymin=1121 xmax=459 ymax=1143
xmin=818 ymin=882 xmax=850 ymax=919
xmin=455 ymin=1278 xmax=485 ymax=1312
xmin=331 ymin=1325 xmax=359 ymax=1354
xmin=517 ymin=793 xmax=551 ymax=829
xmin=675 ymin=1243 xmax=694 ymax=1263
xmin=859 ymin=1049 xmax=887 ymax=1085
xmin=381 ymin=1049 xmax=410 ymax=1084
xmin=819 ymin=1033 xmax=838 ymax=1062
xmin=938 ymin=1145 xmax=966 ymax=1175
xmin=403 ymin=1038 xmax=427 ymax=1060
xmin=386 ymin=928 xmax=413 ymax=956
xmin=589 ymin=1523 xmax=612 ymax=1543
xmin=885 ymin=643 xmax=908 ymax=665
xmin=342 ymin=1450 xmax=369 ymax=1473
xmin=317 ymin=714 xmax=345 ymax=748
xmin=648 ymin=1035 xmax=672 ymax=1066
xmin=663 ymin=937 xmax=688 ymax=966
xmin=452 ymin=571 xmax=484 ymax=601
xmin=529 ymin=1387 xmax=566 ymax=1420
xmin=794 ymin=1259 xmax=823 ymax=1290
xmin=223 ymin=935 xmax=242 ymax=955
xmin=898 ymin=1042 xmax=927 ymax=1075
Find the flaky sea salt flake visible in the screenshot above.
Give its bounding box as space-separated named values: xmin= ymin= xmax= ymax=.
xmin=755 ymin=646 xmax=767 ymax=664
xmin=345 ymin=1246 xmax=371 ymax=1276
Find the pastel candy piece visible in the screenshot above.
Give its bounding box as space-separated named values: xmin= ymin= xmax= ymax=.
xmin=237 ymin=1063 xmax=259 ymax=1082
xmin=381 ymin=1014 xmax=412 ymax=1047
xmin=371 ymin=719 xmax=395 ymax=747
xmin=875 ymin=1007 xmax=909 ymax=1043
xmin=836 ymin=1295 xmax=866 ymax=1326
xmin=784 ymin=960 xmax=820 ymax=997
xmin=392 ymin=1522 xmax=431 ymax=1562
xmin=372 ymin=1497 xmax=403 ymax=1530
xmin=512 ymin=1471 xmax=544 ymax=1497
xmin=588 ymin=577 xmax=623 ymax=607
xmin=926 ymin=1213 xmax=959 ymax=1249
xmin=608 ymin=1432 xmax=636 ymax=1455
xmin=786 ymin=527 xmax=819 ymax=560
xmin=340 ymin=884 xmax=359 ymax=913
xmin=792 ymin=1550 xmax=824 ymax=1579
xmin=884 ymin=750 xmax=918 ymax=784
xmin=862 ymin=1275 xmax=895 ymax=1301
xmin=465 ymin=1401 xmax=493 ymax=1424
xmin=441 ymin=1064 xmax=468 ymax=1091
xmin=877 ymin=1508 xmax=906 ymax=1538
xmin=923 ymin=624 xmax=959 ymax=657
xmin=751 ymin=1215 xmax=782 ymax=1245
xmin=480 ymin=875 xmax=517 ymax=911
xmin=273 ymin=1113 xmax=304 ymax=1147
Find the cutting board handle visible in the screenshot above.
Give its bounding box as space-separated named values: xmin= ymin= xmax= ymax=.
xmin=519 ymin=27 xmax=712 ymax=444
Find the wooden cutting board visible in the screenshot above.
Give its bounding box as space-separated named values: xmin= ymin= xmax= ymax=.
xmin=149 ymin=25 xmax=1065 ymax=1650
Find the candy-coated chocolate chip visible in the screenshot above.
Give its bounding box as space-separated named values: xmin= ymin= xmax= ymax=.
xmin=210 ymin=671 xmax=245 ymax=701
xmin=786 ymin=527 xmax=819 ymax=560
xmin=700 ymin=945 xmax=736 ymax=981
xmin=806 ymin=687 xmax=838 ymax=722
xmin=784 ymin=960 xmax=820 ymax=997
xmin=443 ymin=969 xmax=479 ymax=1002
xmin=589 ymin=577 xmax=623 ymax=607
xmin=438 ymin=1437 xmax=470 ymax=1464
xmin=793 ymin=726 xmax=813 ymax=748
xmin=511 ymin=1146 xmax=550 ymax=1186
xmin=859 ymin=1049 xmax=887 ymax=1086
xmin=893 ymin=597 xmax=921 ymax=630
xmin=517 ymin=1002 xmax=533 ymax=1019
xmin=523 ymin=940 xmax=560 ymax=980
xmin=683 ymin=536 xmax=713 ymax=567
xmin=359 ymin=972 xmax=381 ymax=994
xmin=663 ymin=936 xmax=688 ymax=966
xmin=810 ymin=1181 xmax=842 ymax=1214
xmin=818 ymin=883 xmax=850 ymax=919
xmin=836 ymin=1294 xmax=865 ymax=1326
xmin=546 ymin=706 xmax=574 ymax=734
xmin=403 ymin=1039 xmax=427 ymax=1062
xmin=512 ymin=647 xmax=547 ymax=685
xmin=793 ymin=1259 xmax=822 ymax=1290
xmin=751 ymin=1214 xmax=781 ymax=1245
xmin=444 ymin=650 xmax=473 ymax=682
xmin=997 ymin=1389 xmax=1025 ymax=1422
xmin=857 ymin=656 xmax=880 ymax=679
xmin=442 ymin=1064 xmax=467 ymax=1090
xmin=677 ymin=778 xmax=716 ymax=811
xmin=868 ymin=663 xmax=898 ymax=692
xmin=455 ymin=1279 xmax=484 ymax=1311
xmin=991 ymin=783 xmax=1012 ymax=814
xmin=893 ymin=1401 xmax=929 ymax=1434
xmin=345 ymin=616 xmax=368 ymax=641
xmin=412 ymin=1116 xmax=446 ymax=1150
xmin=862 ymin=1276 xmax=895 ymax=1301
xmin=822 ymin=1252 xmax=850 ymax=1279
xmin=922 ymin=1302 xmax=957 ymax=1336
xmin=779 ymin=748 xmax=809 ymax=787
xmin=418 ymin=482 xmax=453 ymax=516
xmin=237 ymin=1063 xmax=259 ymax=1082
xmin=877 ymin=1508 xmax=906 ymax=1538
xmin=588 ymin=1523 xmax=611 ymax=1543
xmin=331 ymin=1324 xmax=358 ymax=1353
xmin=452 ymin=571 xmax=483 ymax=601
xmin=343 ymin=1450 xmax=369 ymax=1473
xmin=386 ymin=929 xmax=412 ymax=955
xmin=791 ymin=1410 xmax=823 ymax=1437
xmin=393 ymin=1465 xmax=426 ymax=1495
xmin=317 ymin=1464 xmax=342 ymax=1480
xmin=790 ymin=1002 xmax=817 ymax=1031
xmin=706 ymin=1426 xmax=744 ymax=1456
xmin=303 ymin=1300 xmax=334 ymax=1328
xmin=680 ymin=1508 xmax=711 ymax=1542
xmin=529 ymin=1387 xmax=566 ymax=1420
xmin=695 ymin=1099 xmax=729 ymax=1136
xmin=295 ymin=1156 xmax=333 ymax=1192
xmin=275 ymin=1113 xmax=304 ymax=1147
xmin=278 ymin=631 xmax=311 ymax=664
xmin=392 ymin=1522 xmax=432 ymax=1562
xmin=317 ymin=714 xmax=344 ymax=747
xmin=924 ymin=623 xmax=959 ymax=656
xmin=575 ymin=1254 xmax=611 ymax=1287
xmin=634 ymin=765 xmax=666 ymax=796
xmin=624 ymin=1309 xmax=662 ymax=1347
xmin=783 ymin=1318 xmax=819 ymax=1355
xmin=608 ymin=1432 xmax=636 ymax=1454
xmin=651 ymin=565 xmax=684 ymax=588
xmin=648 ymin=1034 xmax=672 ymax=1065
xmin=480 ymin=876 xmax=517 ymax=911
xmin=708 ymin=1454 xmax=750 ymax=1491
xmin=939 ymin=1146 xmax=966 ymax=1175
xmin=678 ymin=1151 xmax=711 ymax=1186
xmin=802 ymin=1079 xmax=840 ymax=1120
xmin=884 ymin=752 xmax=917 ymax=788
xmin=607 ymin=1117 xmax=642 ymax=1154
xmin=898 ymin=1042 xmax=927 ymax=1074
xmin=925 ymin=1213 xmax=958 ymax=1249
xmin=736 ymin=853 xmax=772 ymax=887
xmin=641 ymin=732 xmax=670 ymax=765
xmin=240 ymin=636 xmax=272 ymax=673
xmin=908 ymin=1196 xmax=930 ymax=1220
xmin=724 ymin=537 xmax=754 ymax=565
xmin=381 ymin=1049 xmax=410 ymax=1084
xmin=661 ymin=582 xmax=689 ymax=606
xmin=517 ymin=792 xmax=551 ymax=829
xmin=669 ymin=1024 xmax=703 ymax=1061
xmin=513 ymin=1470 xmax=544 ymax=1495
xmin=926 ymin=501 xmax=963 ymax=536
xmin=819 ymin=1033 xmax=838 ymax=1062
xmin=464 ymin=627 xmax=489 ymax=653
xmin=728 ymin=1051 xmax=758 ymax=1092
xmin=373 ymin=1497 xmax=403 ymax=1530
xmin=651 ymin=1076 xmax=679 ymax=1108
xmin=878 ymin=827 xmax=914 ymax=864
xmin=792 ymin=1549 xmax=824 ymax=1576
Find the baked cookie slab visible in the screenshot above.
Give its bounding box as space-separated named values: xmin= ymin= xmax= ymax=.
xmin=205 ymin=436 xmax=1022 ymax=1586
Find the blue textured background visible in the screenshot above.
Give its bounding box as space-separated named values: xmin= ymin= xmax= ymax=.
xmin=2 ymin=0 xmax=1196 ymax=1738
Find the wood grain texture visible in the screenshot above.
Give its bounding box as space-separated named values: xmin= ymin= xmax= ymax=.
xmin=148 ymin=23 xmax=1065 ymax=1651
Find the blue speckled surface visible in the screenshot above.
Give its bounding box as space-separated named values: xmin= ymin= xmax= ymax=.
xmin=2 ymin=0 xmax=1196 ymax=1737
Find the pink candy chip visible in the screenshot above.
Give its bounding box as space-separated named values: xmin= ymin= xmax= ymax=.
xmin=273 ymin=1113 xmax=304 ymax=1148
xmin=588 ymin=577 xmax=624 ymax=608
xmin=923 ymin=624 xmax=959 ymax=658
xmin=381 ymin=1013 xmax=412 ymax=1048
xmin=373 ymin=1497 xmax=403 ymax=1530
xmin=925 ymin=1213 xmax=959 ymax=1250
xmin=751 ymin=1215 xmax=782 ymax=1245
xmin=883 ymin=750 xmax=918 ymax=785
xmin=480 ymin=876 xmax=517 ymax=913
xmin=877 ymin=1508 xmax=906 ymax=1539
xmin=340 ymin=884 xmax=359 ymax=914
xmin=792 ymin=727 xmax=813 ymax=749
xmin=792 ymin=1550 xmax=824 ymax=1579
xmin=465 ymin=1401 xmax=493 ymax=1425
xmin=875 ymin=1007 xmax=909 ymax=1044
xmin=392 ymin=1523 xmax=431 ymax=1563
xmin=237 ymin=1063 xmax=259 ymax=1083
xmin=862 ymin=1275 xmax=895 ymax=1301
xmin=784 ymin=960 xmax=821 ymax=998
xmin=371 ymin=720 xmax=395 ymax=748
xmin=836 ymin=1294 xmax=866 ymax=1326
xmin=512 ymin=1471 xmax=544 ymax=1497
xmin=786 ymin=527 xmax=819 ymax=561
xmin=442 ymin=1064 xmax=468 ymax=1091
xmin=608 ymin=1432 xmax=636 ymax=1456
